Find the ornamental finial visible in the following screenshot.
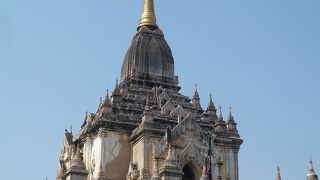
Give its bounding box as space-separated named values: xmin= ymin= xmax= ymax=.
xmin=276 ymin=166 xmax=281 ymax=180
xmin=138 ymin=0 xmax=157 ymax=28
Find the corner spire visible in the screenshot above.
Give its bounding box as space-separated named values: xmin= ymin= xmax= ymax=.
xmin=307 ymin=159 xmax=319 ymax=180
xmin=218 ymin=106 xmax=223 ymax=121
xmin=192 ymin=83 xmax=202 ymax=110
xmin=276 ymin=166 xmax=281 ymax=180
xmin=205 ymin=93 xmax=217 ymax=120
xmin=309 ymin=159 xmax=316 ymax=175
xmin=227 ymin=106 xmax=235 ymax=123
xmin=113 ymin=78 xmax=120 ymax=94
xmin=193 ymin=83 xmax=200 ymax=99
xmin=138 ymin=0 xmax=157 ymax=28
xmin=103 ymin=89 xmax=111 ymax=106
xmin=207 ymin=93 xmax=215 ymax=110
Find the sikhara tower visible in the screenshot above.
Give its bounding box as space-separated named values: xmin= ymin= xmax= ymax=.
xmin=56 ymin=1 xmax=243 ymax=180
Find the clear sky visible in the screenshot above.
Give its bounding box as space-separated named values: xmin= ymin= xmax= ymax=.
xmin=0 ymin=0 xmax=319 ymax=180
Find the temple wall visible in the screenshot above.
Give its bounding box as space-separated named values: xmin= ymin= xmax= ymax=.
xmin=147 ymin=139 xmax=156 ymax=176
xmin=105 ymin=132 xmax=130 ymax=179
xmin=66 ymin=174 xmax=87 ymax=180
xmin=132 ymin=137 xmax=159 ymax=177
xmin=92 ymin=135 xmax=101 ymax=179
xmin=83 ymin=137 xmax=93 ymax=172
xmin=161 ymin=176 xmax=181 ymax=180
xmin=91 ymin=131 xmax=130 ymax=180
xmin=132 ymin=139 xmax=145 ymax=171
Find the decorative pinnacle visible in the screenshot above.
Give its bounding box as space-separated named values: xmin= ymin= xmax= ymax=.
xmin=218 ymin=106 xmax=224 ymax=121
xmin=138 ymin=0 xmax=157 ymax=28
xmin=165 ymin=144 xmax=175 ymax=165
xmin=276 ymin=166 xmax=281 ymax=180
xmin=228 ymin=106 xmax=235 ymax=122
xmin=113 ymin=78 xmax=120 ymax=94
xmin=207 ymin=93 xmax=215 ymax=109
xmin=308 ymin=159 xmax=315 ymax=174
xmin=103 ymin=88 xmax=112 ymax=106
xmin=193 ymin=83 xmax=200 ymax=99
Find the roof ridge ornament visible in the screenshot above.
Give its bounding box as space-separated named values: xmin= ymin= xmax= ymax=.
xmin=138 ymin=0 xmax=158 ymax=28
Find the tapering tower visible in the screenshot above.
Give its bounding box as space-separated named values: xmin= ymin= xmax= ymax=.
xmin=121 ymin=0 xmax=177 ymax=90
xmin=307 ymin=159 xmax=319 ymax=180
xmin=56 ymin=1 xmax=243 ymax=180
xmin=276 ymin=166 xmax=281 ymax=180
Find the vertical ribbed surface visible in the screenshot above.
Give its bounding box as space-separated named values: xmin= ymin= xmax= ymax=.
xmin=121 ymin=27 xmax=175 ymax=82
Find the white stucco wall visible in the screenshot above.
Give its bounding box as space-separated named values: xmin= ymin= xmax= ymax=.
xmin=83 ymin=137 xmax=93 ymax=171
xmin=90 ymin=131 xmax=130 ymax=179
xmin=133 ymin=139 xmax=145 ymax=171
xmin=92 ymin=135 xmax=102 ymax=179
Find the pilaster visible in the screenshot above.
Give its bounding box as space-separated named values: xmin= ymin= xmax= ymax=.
xmin=232 ymin=148 xmax=239 ymax=180
xmin=97 ymin=128 xmax=108 ymax=180
xmin=151 ymin=157 xmax=161 ymax=180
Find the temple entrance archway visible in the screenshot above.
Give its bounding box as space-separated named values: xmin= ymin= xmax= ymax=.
xmin=182 ymin=164 xmax=195 ymax=180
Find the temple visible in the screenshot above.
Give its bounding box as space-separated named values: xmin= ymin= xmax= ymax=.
xmin=56 ymin=0 xmax=243 ymax=180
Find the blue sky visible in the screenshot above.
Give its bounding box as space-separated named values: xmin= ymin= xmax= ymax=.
xmin=0 ymin=0 xmax=319 ymax=180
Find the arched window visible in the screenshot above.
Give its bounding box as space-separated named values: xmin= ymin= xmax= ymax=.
xmin=182 ymin=164 xmax=195 ymax=180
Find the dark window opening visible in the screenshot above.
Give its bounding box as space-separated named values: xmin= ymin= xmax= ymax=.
xmin=182 ymin=164 xmax=195 ymax=180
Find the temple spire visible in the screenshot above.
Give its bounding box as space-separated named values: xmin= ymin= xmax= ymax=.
xmin=192 ymin=83 xmax=202 ymax=110
xmin=309 ymin=159 xmax=315 ymax=174
xmin=207 ymin=93 xmax=216 ymax=111
xmin=307 ymin=159 xmax=319 ymax=180
xmin=218 ymin=106 xmax=223 ymax=121
xmin=227 ymin=106 xmax=235 ymax=123
xmin=113 ymin=78 xmax=120 ymax=95
xmin=193 ymin=83 xmax=200 ymax=99
xmin=276 ymin=166 xmax=281 ymax=180
xmin=138 ymin=0 xmax=157 ymax=28
xmin=205 ymin=93 xmax=217 ymax=121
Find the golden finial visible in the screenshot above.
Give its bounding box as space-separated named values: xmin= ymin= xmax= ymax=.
xmin=138 ymin=0 xmax=157 ymax=28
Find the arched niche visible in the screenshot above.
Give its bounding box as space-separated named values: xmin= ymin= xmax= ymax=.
xmin=182 ymin=161 xmax=201 ymax=180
